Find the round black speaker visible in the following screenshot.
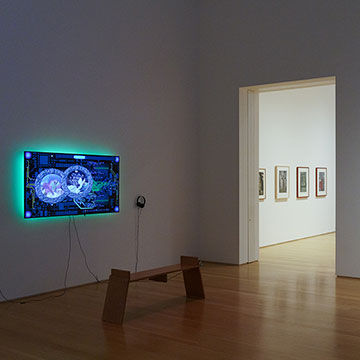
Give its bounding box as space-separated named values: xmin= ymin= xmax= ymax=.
xmin=136 ymin=195 xmax=146 ymax=208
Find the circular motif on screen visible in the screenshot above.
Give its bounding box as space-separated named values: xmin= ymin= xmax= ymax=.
xmin=35 ymin=169 xmax=66 ymax=204
xmin=62 ymin=165 xmax=93 ymax=199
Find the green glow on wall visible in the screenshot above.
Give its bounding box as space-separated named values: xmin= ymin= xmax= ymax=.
xmin=12 ymin=140 xmax=120 ymax=221
xmin=12 ymin=150 xmax=25 ymax=219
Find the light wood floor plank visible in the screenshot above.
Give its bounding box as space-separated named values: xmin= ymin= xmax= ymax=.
xmin=3 ymin=233 xmax=360 ymax=359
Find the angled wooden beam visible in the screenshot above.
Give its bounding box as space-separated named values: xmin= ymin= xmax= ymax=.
xmin=102 ymin=269 xmax=130 ymax=324
xmin=181 ymin=256 xmax=205 ymax=299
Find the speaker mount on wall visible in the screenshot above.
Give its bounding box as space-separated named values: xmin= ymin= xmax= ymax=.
xmin=136 ymin=195 xmax=146 ymax=208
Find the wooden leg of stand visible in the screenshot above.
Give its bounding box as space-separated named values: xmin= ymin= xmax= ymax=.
xmin=181 ymin=256 xmax=205 ymax=299
xmin=102 ymin=269 xmax=130 ymax=324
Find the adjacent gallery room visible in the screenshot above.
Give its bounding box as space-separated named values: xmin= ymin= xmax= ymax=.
xmin=258 ymin=83 xmax=336 ymax=257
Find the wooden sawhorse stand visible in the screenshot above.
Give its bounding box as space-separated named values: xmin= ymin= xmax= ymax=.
xmin=102 ymin=256 xmax=205 ymax=324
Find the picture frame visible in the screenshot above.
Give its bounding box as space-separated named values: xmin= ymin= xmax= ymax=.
xmin=296 ymin=166 xmax=309 ymax=198
xmin=316 ymin=167 xmax=327 ymax=197
xmin=259 ymin=168 xmax=266 ymax=200
xmin=275 ymin=166 xmax=289 ymax=199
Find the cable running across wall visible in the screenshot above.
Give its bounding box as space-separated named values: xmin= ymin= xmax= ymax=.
xmin=134 ymin=207 xmax=143 ymax=273
xmin=0 ymin=216 xmax=99 ymax=304
xmin=72 ymin=216 xmax=100 ymax=283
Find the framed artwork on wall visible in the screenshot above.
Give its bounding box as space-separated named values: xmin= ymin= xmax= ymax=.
xmin=259 ymin=168 xmax=266 ymax=200
xmin=296 ymin=166 xmax=309 ymax=198
xmin=316 ymin=167 xmax=327 ymax=197
xmin=275 ymin=166 xmax=289 ymax=199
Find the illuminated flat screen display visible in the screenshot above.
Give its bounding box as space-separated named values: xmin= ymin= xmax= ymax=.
xmin=24 ymin=151 xmax=119 ymax=218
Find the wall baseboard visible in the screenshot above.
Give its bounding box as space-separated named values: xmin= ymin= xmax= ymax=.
xmin=0 ymin=279 xmax=107 ymax=304
xmin=260 ymin=231 xmax=336 ymax=249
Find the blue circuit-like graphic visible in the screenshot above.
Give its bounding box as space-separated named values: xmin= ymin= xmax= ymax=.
xmin=24 ymin=152 xmax=119 ymax=218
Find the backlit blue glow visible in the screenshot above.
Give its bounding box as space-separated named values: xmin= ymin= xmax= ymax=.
xmin=115 ymin=156 xmax=119 ymax=163
xmin=13 ymin=142 xmax=114 ymax=221
xmin=25 ymin=152 xmax=32 ymax=159
xmin=24 ymin=151 xmax=120 ymax=219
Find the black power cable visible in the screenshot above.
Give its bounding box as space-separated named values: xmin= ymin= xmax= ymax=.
xmin=19 ymin=217 xmax=73 ymax=304
xmin=72 ymin=216 xmax=100 ymax=283
xmin=0 ymin=216 xmax=99 ymax=305
xmin=0 ymin=288 xmax=17 ymax=304
xmin=134 ymin=207 xmax=143 ymax=273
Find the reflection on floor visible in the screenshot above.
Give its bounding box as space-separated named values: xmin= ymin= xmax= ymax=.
xmin=3 ymin=232 xmax=360 ymax=359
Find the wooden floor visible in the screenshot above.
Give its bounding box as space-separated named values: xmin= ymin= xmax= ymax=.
xmin=2 ymin=233 xmax=360 ymax=359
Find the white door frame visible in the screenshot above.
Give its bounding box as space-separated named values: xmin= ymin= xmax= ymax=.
xmin=239 ymin=76 xmax=336 ymax=264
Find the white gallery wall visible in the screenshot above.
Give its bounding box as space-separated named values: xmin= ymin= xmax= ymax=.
xmin=198 ymin=1 xmax=360 ymax=277
xmin=0 ymin=1 xmax=200 ymax=300
xmin=259 ymin=85 xmax=336 ymax=247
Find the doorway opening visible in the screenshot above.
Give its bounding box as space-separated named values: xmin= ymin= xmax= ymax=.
xmin=239 ymin=76 xmax=336 ymax=266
